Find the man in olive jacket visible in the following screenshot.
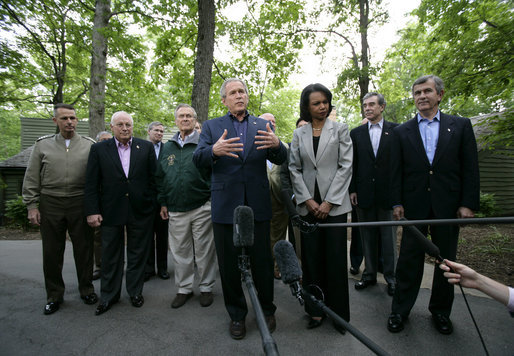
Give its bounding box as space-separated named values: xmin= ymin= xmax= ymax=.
xmin=22 ymin=103 xmax=97 ymax=315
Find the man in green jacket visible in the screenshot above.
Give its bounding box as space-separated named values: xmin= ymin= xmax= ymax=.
xmin=156 ymin=104 xmax=216 ymax=308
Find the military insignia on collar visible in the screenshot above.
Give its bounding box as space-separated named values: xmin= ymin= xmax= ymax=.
xmin=167 ymin=154 xmax=176 ymax=166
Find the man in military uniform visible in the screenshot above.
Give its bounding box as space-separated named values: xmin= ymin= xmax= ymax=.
xmin=22 ymin=103 xmax=98 ymax=315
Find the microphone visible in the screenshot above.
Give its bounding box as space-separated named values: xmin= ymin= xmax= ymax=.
xmin=273 ymin=240 xmax=304 ymax=305
xmin=233 ymin=205 xmax=254 ymax=248
xmin=400 ymin=218 xmax=443 ymax=260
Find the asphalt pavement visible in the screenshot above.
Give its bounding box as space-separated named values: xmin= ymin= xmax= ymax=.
xmin=0 ymin=240 xmax=512 ymax=356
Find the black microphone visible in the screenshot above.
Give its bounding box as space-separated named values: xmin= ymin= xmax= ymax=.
xmin=400 ymin=218 xmax=443 ymax=260
xmin=273 ymin=240 xmax=304 ymax=305
xmin=233 ymin=205 xmax=254 ymax=248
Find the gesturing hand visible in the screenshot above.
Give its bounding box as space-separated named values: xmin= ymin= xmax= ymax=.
xmin=212 ymin=129 xmax=244 ymax=158
xmin=255 ymin=123 xmax=279 ymax=150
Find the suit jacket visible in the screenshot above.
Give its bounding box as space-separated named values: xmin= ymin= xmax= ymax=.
xmin=390 ymin=112 xmax=479 ymax=219
xmin=289 ymin=119 xmax=353 ymax=216
xmin=84 ymin=137 xmax=157 ymax=226
xmin=192 ymin=113 xmax=287 ymax=224
xmin=349 ymin=120 xmax=398 ymax=210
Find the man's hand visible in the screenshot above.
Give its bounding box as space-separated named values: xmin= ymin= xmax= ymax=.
xmin=393 ymin=205 xmax=404 ymax=220
xmin=212 ymin=129 xmax=243 ymax=158
xmin=160 ymin=206 xmax=169 ymax=220
xmin=255 ymin=123 xmax=280 ymax=150
xmin=457 ymin=206 xmax=474 ymax=219
xmin=87 ymin=214 xmax=103 ymax=228
xmin=27 ymin=208 xmax=41 ymax=226
xmin=349 ymin=193 xmax=358 ymax=206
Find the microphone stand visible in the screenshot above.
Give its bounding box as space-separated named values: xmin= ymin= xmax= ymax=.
xmin=238 ymin=248 xmax=279 ymax=356
xmin=298 ymin=288 xmax=389 ymax=356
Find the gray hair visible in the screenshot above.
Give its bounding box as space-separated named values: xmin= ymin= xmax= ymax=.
xmin=174 ymin=104 xmax=198 ymax=119
xmin=53 ymin=103 xmax=75 ymax=117
xmin=412 ymin=75 xmax=445 ymax=95
xmin=147 ymin=121 xmax=164 ymax=131
xmin=362 ymin=92 xmax=386 ymax=107
xmin=95 ymin=131 xmax=112 ymax=141
xmin=220 ymin=78 xmax=248 ymax=99
xmin=110 ymin=111 xmax=133 ymax=125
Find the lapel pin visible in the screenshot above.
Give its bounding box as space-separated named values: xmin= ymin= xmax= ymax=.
xmin=253 ymin=121 xmax=256 ymax=125
xmin=136 ymin=145 xmax=140 ymax=149
xmin=448 ymin=128 xmax=451 ymax=132
xmin=385 ymin=132 xmax=389 ymax=135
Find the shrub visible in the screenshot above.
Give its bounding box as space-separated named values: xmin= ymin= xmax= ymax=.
xmin=4 ymin=196 xmax=31 ymax=231
xmin=476 ymin=191 xmax=499 ymax=218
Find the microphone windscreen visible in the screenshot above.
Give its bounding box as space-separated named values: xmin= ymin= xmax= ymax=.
xmin=402 ymin=219 xmax=441 ymax=258
xmin=274 ymin=240 xmax=302 ymax=284
xmin=233 ymin=206 xmax=254 ymax=248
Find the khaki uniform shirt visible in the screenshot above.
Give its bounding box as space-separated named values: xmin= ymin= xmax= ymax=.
xmin=22 ymin=133 xmax=95 ymax=209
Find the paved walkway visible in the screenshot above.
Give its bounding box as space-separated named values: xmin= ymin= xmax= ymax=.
xmin=0 ymin=240 xmax=512 ymax=355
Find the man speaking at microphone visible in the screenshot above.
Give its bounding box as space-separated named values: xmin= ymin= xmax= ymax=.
xmin=193 ymin=78 xmax=287 ymax=340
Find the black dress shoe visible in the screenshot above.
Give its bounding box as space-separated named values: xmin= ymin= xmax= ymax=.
xmin=333 ymin=321 xmax=346 ymax=335
xmin=130 ymin=294 xmax=144 ymax=308
xmin=44 ymin=301 xmax=60 ymax=315
xmin=157 ymin=271 xmax=170 ymax=280
xmin=265 ymin=315 xmax=276 ymax=333
xmin=432 ymin=314 xmax=453 ymax=335
xmin=387 ymin=313 xmax=406 ymax=333
xmin=387 ymin=283 xmax=396 ymax=296
xmin=81 ymin=292 xmax=98 ymax=305
xmin=307 ymin=316 xmax=325 ymax=329
xmin=349 ymin=267 xmax=359 ymax=275
xmin=229 ymin=320 xmax=246 ymax=340
xmin=354 ymin=279 xmax=377 ymax=290
xmin=95 ymin=301 xmax=114 ymax=316
xmin=92 ymin=269 xmax=101 ymax=281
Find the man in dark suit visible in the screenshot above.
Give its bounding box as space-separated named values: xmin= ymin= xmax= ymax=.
xmin=85 ymin=111 xmax=157 ymax=315
xmin=387 ymin=75 xmax=480 ymax=335
xmin=145 ymin=121 xmax=169 ymax=281
xmin=349 ymin=93 xmax=398 ymax=296
xmin=193 ymin=78 xmax=287 ymax=340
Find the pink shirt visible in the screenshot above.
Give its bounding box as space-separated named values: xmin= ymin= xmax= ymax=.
xmin=115 ymin=137 xmax=132 ymax=177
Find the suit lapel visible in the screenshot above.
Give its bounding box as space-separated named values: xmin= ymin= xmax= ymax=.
xmin=220 ymin=114 xmax=243 ymax=160
xmin=405 ymin=117 xmax=431 ymax=166
xmin=375 ymin=121 xmax=393 ymax=160
xmin=302 ymin=124 xmax=316 ymax=165
xmin=128 ymin=138 xmax=140 ymax=177
xmin=316 ymin=119 xmax=334 ymax=163
xmin=432 ymin=113 xmax=454 ymax=166
xmin=360 ymin=125 xmax=375 ymax=161
xmin=107 ymin=138 xmax=125 ymax=176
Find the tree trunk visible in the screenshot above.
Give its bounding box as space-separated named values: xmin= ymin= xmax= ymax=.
xmin=358 ymin=0 xmax=370 ymax=118
xmin=191 ymin=0 xmax=215 ymax=124
xmin=88 ymin=0 xmax=111 ymax=139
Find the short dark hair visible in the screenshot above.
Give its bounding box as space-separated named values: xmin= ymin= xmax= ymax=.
xmin=53 ymin=103 xmax=75 ymax=117
xmin=362 ymin=92 xmax=386 ymax=107
xmin=299 ymin=83 xmax=333 ymax=122
xmin=147 ymin=121 xmax=164 ymax=131
xmin=220 ymin=78 xmax=248 ymax=99
xmin=412 ymin=75 xmax=444 ymax=95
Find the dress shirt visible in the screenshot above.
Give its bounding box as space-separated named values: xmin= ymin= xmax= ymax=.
xmin=230 ymin=111 xmax=249 ymax=154
xmin=368 ymin=118 xmax=383 ymax=157
xmin=177 ymin=131 xmax=196 ymax=148
xmin=417 ymin=111 xmax=440 ymax=165
xmin=154 ymin=142 xmax=161 ymax=158
xmin=115 ymin=137 xmax=132 ymax=177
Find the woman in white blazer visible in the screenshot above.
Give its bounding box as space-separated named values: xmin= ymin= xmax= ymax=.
xmin=289 ymin=83 xmax=353 ymax=333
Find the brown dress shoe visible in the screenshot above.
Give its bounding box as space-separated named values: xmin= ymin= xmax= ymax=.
xmin=171 ymin=292 xmax=194 ymax=308
xmin=229 ymin=320 xmax=246 ymax=340
xmin=199 ymin=292 xmax=213 ymax=307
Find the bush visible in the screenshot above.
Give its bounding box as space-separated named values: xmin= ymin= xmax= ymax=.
xmin=4 ymin=196 xmax=31 ymax=231
xmin=476 ymin=191 xmax=499 ymax=218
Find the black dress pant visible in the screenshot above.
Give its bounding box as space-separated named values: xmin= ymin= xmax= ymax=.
xmin=349 ymin=208 xmax=363 ymax=270
xmin=213 ymin=221 xmax=276 ymax=322
xmin=392 ymin=217 xmax=459 ymax=317
xmin=39 ymin=194 xmax=94 ymax=302
xmin=100 ymin=213 xmax=153 ymax=303
xmin=301 ymin=213 xmax=350 ymax=321
xmin=145 ymin=210 xmax=169 ymax=274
